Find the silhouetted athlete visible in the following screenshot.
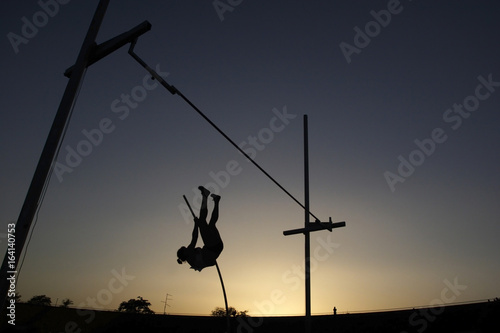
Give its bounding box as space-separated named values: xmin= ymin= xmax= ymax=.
xmin=177 ymin=186 xmax=223 ymax=271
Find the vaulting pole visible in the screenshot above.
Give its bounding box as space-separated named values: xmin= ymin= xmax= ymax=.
xmin=215 ymin=261 xmax=231 ymax=333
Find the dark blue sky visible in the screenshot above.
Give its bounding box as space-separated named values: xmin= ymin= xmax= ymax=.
xmin=1 ymin=1 xmax=499 ymax=316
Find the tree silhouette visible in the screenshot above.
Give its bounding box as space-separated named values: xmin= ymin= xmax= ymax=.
xmin=117 ymin=296 xmax=154 ymax=314
xmin=211 ymin=306 xmax=248 ymax=317
xmin=27 ymin=295 xmax=51 ymax=306
xmin=60 ymin=298 xmax=73 ymax=308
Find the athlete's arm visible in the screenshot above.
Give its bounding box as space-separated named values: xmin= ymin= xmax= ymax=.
xmin=188 ymin=218 xmax=199 ymax=249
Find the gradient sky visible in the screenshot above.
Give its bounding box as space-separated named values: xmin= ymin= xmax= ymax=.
xmin=1 ymin=1 xmax=499 ymax=317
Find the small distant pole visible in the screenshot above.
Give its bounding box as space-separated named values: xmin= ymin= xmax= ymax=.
xmin=161 ymin=293 xmax=172 ymax=315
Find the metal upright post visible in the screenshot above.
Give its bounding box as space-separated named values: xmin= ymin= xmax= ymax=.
xmin=304 ymin=115 xmax=311 ymax=333
xmin=1 ymin=0 xmax=152 ymax=308
xmin=0 ymin=0 xmax=111 ymax=306
xmin=283 ymin=116 xmax=346 ymax=333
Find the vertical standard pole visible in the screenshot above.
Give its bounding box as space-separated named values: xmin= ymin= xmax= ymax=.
xmin=0 ymin=0 xmax=110 ymax=306
xmin=303 ymin=115 xmax=311 ymax=333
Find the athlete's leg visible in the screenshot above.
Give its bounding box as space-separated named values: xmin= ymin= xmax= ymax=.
xmin=209 ymin=194 xmax=220 ymax=227
xmin=198 ymin=186 xmax=210 ymax=222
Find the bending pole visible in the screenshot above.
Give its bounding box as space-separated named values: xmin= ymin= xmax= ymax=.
xmin=182 ymin=195 xmax=230 ymax=333
xmin=215 ymin=261 xmax=230 ymax=333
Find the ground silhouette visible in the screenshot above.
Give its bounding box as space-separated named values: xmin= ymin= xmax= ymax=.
xmin=1 ymin=300 xmax=498 ymax=332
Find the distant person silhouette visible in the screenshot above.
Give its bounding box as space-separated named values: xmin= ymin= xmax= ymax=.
xmin=177 ymin=186 xmax=223 ymax=271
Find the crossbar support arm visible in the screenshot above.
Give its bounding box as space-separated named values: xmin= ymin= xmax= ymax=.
xmin=65 ymin=20 xmax=152 ymax=77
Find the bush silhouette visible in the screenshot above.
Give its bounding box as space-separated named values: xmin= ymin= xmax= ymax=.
xmin=117 ymin=296 xmax=154 ymax=314
xmin=211 ymin=306 xmax=248 ymax=317
xmin=27 ymin=295 xmax=51 ymax=306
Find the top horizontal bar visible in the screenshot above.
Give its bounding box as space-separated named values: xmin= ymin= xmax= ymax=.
xmin=283 ymin=221 xmax=345 ymax=236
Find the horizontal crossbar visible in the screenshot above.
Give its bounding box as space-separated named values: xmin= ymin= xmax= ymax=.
xmin=283 ymin=221 xmax=345 ymax=236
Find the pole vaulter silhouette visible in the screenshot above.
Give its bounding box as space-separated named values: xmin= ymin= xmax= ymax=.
xmin=180 ymin=187 xmax=230 ymax=332
xmin=177 ymin=186 xmax=223 ymax=272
